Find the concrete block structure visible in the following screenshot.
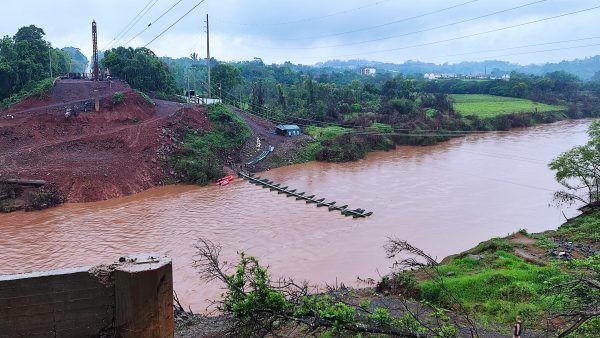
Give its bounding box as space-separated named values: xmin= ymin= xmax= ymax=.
xmin=0 ymin=254 xmax=174 ymax=337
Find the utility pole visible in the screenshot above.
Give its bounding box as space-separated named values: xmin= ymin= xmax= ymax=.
xmin=205 ymin=14 xmax=211 ymax=99
xmin=48 ymin=49 xmax=52 ymax=78
xmin=186 ymin=70 xmax=190 ymax=103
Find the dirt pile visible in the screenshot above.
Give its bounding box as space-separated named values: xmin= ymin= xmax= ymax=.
xmin=0 ymin=80 xmax=211 ymax=204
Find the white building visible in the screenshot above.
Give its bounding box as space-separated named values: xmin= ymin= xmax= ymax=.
xmin=360 ymin=67 xmax=377 ymax=76
xmin=424 ymin=73 xmax=442 ymax=80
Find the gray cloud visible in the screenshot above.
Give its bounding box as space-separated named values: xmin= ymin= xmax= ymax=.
xmin=1 ymin=0 xmax=599 ymax=65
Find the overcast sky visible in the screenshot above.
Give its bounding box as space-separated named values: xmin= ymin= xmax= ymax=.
xmin=1 ymin=0 xmax=599 ymax=65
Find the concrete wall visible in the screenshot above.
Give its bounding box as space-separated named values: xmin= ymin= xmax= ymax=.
xmin=0 ymin=254 xmax=173 ymax=337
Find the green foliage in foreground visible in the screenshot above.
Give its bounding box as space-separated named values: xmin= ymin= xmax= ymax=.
xmin=1 ymin=78 xmax=53 ymax=109
xmin=215 ymin=250 xmax=454 ymax=336
xmin=451 ymin=94 xmax=566 ymax=118
xmin=172 ymin=104 xmax=250 ymax=184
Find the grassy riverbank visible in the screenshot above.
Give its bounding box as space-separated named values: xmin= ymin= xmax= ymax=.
xmin=450 ymin=94 xmax=567 ymax=118
xmin=292 ymin=94 xmax=577 ymax=164
xmin=418 ymin=211 xmax=599 ymax=332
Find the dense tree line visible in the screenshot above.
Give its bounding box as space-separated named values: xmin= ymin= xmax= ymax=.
xmin=102 ymin=47 xmax=177 ymax=95
xmin=0 ymin=25 xmax=71 ymax=103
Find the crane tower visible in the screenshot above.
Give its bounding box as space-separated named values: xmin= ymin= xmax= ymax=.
xmin=92 ymin=20 xmax=99 ymax=81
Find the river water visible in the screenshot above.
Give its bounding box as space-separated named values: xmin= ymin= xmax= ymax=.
xmin=0 ymin=119 xmax=592 ymax=311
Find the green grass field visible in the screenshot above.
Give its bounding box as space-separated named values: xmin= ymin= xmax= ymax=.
xmin=450 ymin=94 xmax=566 ymax=118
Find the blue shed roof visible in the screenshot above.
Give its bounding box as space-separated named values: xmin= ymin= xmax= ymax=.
xmin=276 ymin=124 xmax=300 ymax=130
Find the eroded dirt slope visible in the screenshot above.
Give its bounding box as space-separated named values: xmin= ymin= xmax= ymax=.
xmin=0 ymin=80 xmax=210 ymax=203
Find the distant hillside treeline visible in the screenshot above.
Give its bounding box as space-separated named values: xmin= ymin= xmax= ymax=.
xmin=317 ymin=57 xmax=600 ymax=81
xmin=61 ymin=47 xmax=88 ymax=73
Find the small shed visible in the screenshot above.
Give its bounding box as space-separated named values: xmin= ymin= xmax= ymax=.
xmin=275 ymin=124 xmax=301 ymax=137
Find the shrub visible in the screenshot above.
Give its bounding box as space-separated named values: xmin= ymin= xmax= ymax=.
xmin=112 ymin=92 xmax=125 ymax=105
xmin=24 ymin=184 xmax=64 ymax=211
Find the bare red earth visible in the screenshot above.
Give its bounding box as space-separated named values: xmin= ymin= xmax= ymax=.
xmin=0 ymin=80 xmax=211 ymax=203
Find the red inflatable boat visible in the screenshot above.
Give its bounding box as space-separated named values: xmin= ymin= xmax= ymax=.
xmin=216 ymin=175 xmax=234 ymax=186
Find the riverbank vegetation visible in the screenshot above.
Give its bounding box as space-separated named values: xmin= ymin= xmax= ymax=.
xmin=185 ymin=215 xmax=598 ymax=337
xmin=178 ymin=122 xmax=600 ymax=337
xmin=171 ymin=104 xmax=250 ymax=185
xmin=162 ymin=57 xmax=600 ymax=163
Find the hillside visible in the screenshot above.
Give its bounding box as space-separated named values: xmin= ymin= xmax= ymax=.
xmin=0 ymin=79 xmax=310 ymax=211
xmin=0 ymin=80 xmax=210 ymax=209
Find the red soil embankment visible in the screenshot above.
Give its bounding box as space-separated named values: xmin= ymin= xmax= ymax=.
xmin=0 ymin=80 xmax=210 ymax=203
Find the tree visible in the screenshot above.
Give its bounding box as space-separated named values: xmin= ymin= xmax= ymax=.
xmin=0 ymin=25 xmax=70 ymax=103
xmin=276 ymin=83 xmax=286 ymax=111
xmin=212 ymin=63 xmax=243 ymax=95
xmin=102 ymin=47 xmax=177 ymax=94
xmin=549 ymin=121 xmax=600 ymax=208
xmin=250 ymin=80 xmax=264 ymax=115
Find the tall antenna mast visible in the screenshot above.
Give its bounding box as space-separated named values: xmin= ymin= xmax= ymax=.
xmin=92 ymin=20 xmax=99 ymax=81
xmin=206 ymin=14 xmax=211 ymax=99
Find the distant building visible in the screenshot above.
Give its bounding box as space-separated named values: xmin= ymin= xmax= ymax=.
xmin=424 ymin=73 xmax=439 ymax=80
xmin=275 ymin=124 xmax=301 ymax=137
xmin=360 ymin=67 xmax=377 ymax=76
xmin=423 ymin=72 xmax=510 ymax=81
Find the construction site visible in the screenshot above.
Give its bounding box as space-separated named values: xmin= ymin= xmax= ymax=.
xmin=0 ymin=21 xmax=308 ymax=212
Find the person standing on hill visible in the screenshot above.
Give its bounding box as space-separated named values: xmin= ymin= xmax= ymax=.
xmin=513 ymin=316 xmax=523 ymax=338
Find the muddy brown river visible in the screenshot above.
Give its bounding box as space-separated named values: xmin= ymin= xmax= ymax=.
xmin=0 ymin=119 xmax=592 ymax=311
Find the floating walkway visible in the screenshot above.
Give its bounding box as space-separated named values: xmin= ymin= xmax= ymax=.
xmin=238 ymin=172 xmax=373 ymax=218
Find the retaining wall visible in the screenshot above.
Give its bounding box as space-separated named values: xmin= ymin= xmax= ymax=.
xmin=0 ymin=254 xmax=174 ymax=337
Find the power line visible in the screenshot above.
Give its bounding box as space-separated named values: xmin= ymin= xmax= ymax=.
xmin=124 ymin=0 xmax=187 ymax=47
xmin=259 ymin=0 xmax=550 ymax=50
xmin=240 ymin=0 xmax=480 ymax=42
xmin=285 ymin=4 xmax=600 ymax=59
xmin=438 ymin=41 xmax=600 ymax=63
xmin=112 ymin=0 xmax=161 ymax=48
xmin=102 ymin=0 xmax=156 ymax=51
xmin=419 ymin=36 xmax=600 ymax=61
xmin=144 ymin=0 xmax=209 ymax=47
xmin=215 ymin=0 xmax=396 ymax=26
